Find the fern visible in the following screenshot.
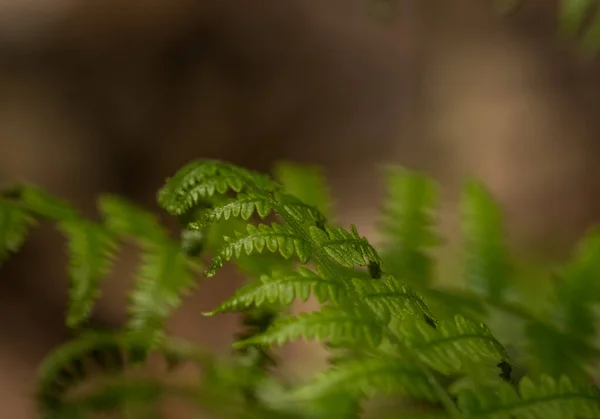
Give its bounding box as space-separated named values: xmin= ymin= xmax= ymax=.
xmin=379 ymin=167 xmax=440 ymax=286
xmin=204 ymin=266 xmax=346 ymax=313
xmin=2 ymin=159 xmax=600 ymax=418
xmin=0 ymin=198 xmax=36 ymax=264
xmin=461 ymin=182 xmax=513 ymax=301
xmin=457 ymin=375 xmax=600 ymax=418
xmin=58 ymin=220 xmax=117 ymax=328
xmin=289 ymin=355 xmax=439 ymax=402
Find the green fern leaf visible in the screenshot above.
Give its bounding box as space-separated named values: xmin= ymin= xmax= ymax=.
xmin=207 ymin=223 xmax=310 ymax=276
xmin=379 ymin=167 xmax=441 ymax=285
xmin=37 ymin=331 xmax=132 ymax=411
xmin=157 ymin=160 xmax=276 ymax=216
xmin=46 ymin=379 xmax=176 ymax=419
xmin=554 ymin=228 xmax=600 ymax=341
xmin=127 ymin=243 xmax=196 ymax=345
xmin=289 ymin=355 xmax=437 ymax=402
xmin=190 ymin=192 xmax=325 ymax=231
xmin=461 ymin=181 xmax=512 ymax=300
xmin=524 ymin=322 xmax=594 ymax=381
xmin=559 ymin=0 xmax=596 ymax=38
xmin=204 ymin=267 xmax=348 ymax=315
xmin=521 ymin=230 xmax=600 ymax=379
xmin=397 ymin=315 xmax=509 ymax=376
xmin=19 ymin=185 xmax=79 ymax=221
xmin=457 ymin=375 xmax=600 ymax=418
xmin=37 ymin=331 xmax=209 ymax=418
xmin=308 ymin=224 xmax=380 ymax=268
xmin=0 ymin=200 xmax=36 ymax=264
xmin=99 ymin=195 xmax=167 ymax=245
xmin=234 ymin=305 xmax=384 ymax=348
xmin=59 ymin=220 xmax=118 ymax=328
xmin=354 ymin=276 xmax=435 ymax=325
xmin=99 ymin=196 xmax=197 ymax=345
xmin=274 ymin=162 xmax=333 ymax=219
xmin=582 ymin=8 xmax=600 ymax=54
xmin=275 ymin=191 xmax=327 ymax=225
xmin=190 ymin=194 xmax=274 ymax=229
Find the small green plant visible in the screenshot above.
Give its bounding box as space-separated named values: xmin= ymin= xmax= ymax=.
xmin=2 ymin=160 xmax=600 ymax=418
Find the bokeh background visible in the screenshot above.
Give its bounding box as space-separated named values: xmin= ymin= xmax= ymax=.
xmin=1 ymin=0 xmax=600 ymax=417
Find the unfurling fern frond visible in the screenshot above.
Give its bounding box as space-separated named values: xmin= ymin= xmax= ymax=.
xmin=36 ymin=330 xmax=219 ymax=418
xmin=457 ymin=375 xmax=600 ymax=419
xmin=157 ymin=160 xmax=276 ymax=216
xmin=37 ymin=331 xmax=140 ymax=414
xmin=378 ymin=167 xmax=441 ymax=286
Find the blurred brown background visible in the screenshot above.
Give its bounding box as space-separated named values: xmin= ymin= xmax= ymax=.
xmin=1 ymin=0 xmax=600 ymax=417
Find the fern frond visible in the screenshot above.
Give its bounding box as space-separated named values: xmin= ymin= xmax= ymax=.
xmin=191 ymin=194 xmax=274 ymax=229
xmin=461 ymin=181 xmax=512 ymax=300
xmin=207 ymin=223 xmax=309 ymax=276
xmin=0 ymin=200 xmax=36 ymax=264
xmin=234 ymin=305 xmax=384 ymax=348
xmin=191 ymin=192 xmax=324 ymax=230
xmin=379 ymin=167 xmax=441 ymax=285
xmin=521 ymin=229 xmax=600 ymax=379
xmin=524 ymin=322 xmax=595 ymax=381
xmin=559 ymin=0 xmax=596 ymax=38
xmin=44 ymin=378 xmax=192 ymax=419
xmin=397 ymin=315 xmax=509 ymax=376
xmin=127 ymin=243 xmax=196 ymax=345
xmin=457 ymin=375 xmax=600 ymax=418
xmin=157 ymin=160 xmax=276 ymax=216
xmin=355 ymin=276 xmax=435 ymax=325
xmin=37 ymin=331 xmax=211 ymax=417
xmin=99 ymin=196 xmax=198 ymax=345
xmin=274 ymin=162 xmax=333 ymax=219
xmin=289 ymin=355 xmax=437 ymax=403
xmin=18 ymin=184 xmax=79 ymax=221
xmin=99 ymin=195 xmax=167 ymax=245
xmin=1 ymin=188 xmax=122 ymax=327
xmin=205 ymin=267 xmax=347 ymax=315
xmin=37 ymin=331 xmax=132 ymax=411
xmin=275 ymin=191 xmax=327 ymax=225
xmin=58 ymin=220 xmax=118 ymax=328
xmin=308 ymin=224 xmax=380 ymax=268
xmin=554 ymin=228 xmax=600 ymax=341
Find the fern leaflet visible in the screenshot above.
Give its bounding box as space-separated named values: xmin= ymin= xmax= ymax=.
xmin=457 ymin=375 xmax=600 ymax=418
xmin=0 ymin=199 xmax=36 ymax=264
